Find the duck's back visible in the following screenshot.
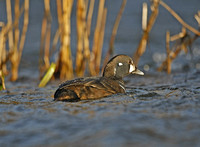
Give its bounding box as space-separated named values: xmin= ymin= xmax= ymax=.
xmin=54 ymin=77 xmax=125 ymax=101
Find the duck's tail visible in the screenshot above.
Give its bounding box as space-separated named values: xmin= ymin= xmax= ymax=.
xmin=54 ymin=88 xmax=80 ymax=102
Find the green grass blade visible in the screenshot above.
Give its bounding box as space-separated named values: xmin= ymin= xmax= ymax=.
xmin=38 ymin=63 xmax=56 ymax=87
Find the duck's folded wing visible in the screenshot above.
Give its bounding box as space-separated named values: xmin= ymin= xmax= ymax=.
xmin=58 ymin=77 xmax=85 ymax=88
xmin=59 ymin=78 xmax=114 ymax=92
xmin=84 ymin=78 xmax=117 ymax=92
xmin=56 ymin=77 xmax=124 ymax=100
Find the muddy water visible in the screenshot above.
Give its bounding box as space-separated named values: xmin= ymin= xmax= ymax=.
xmin=1 ymin=71 xmax=200 ymax=147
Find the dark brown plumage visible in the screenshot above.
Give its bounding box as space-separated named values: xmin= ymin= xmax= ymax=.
xmin=54 ymin=55 xmax=144 ymax=101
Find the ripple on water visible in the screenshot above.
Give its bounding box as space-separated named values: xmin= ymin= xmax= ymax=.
xmin=0 ymin=72 xmax=200 ymax=146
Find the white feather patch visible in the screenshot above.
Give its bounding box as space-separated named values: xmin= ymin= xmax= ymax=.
xmin=118 ymin=62 xmax=123 ymax=66
xmin=119 ymin=84 xmax=126 ymax=92
xmin=114 ymin=68 xmax=116 ymax=75
xmin=129 ymin=64 xmax=135 ymax=73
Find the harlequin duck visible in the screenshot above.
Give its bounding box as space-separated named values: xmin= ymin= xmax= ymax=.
xmin=54 ymin=55 xmax=144 ymax=101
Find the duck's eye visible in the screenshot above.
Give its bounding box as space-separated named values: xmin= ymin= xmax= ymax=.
xmin=118 ymin=62 xmax=123 ymax=66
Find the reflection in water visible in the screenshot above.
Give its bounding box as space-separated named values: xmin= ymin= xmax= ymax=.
xmin=0 ymin=71 xmax=200 ymax=146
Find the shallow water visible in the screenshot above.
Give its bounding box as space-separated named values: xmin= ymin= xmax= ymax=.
xmin=1 ymin=71 xmax=200 ymax=147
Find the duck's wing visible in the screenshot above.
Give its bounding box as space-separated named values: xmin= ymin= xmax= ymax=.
xmin=55 ymin=77 xmax=125 ymax=100
xmin=60 ymin=77 xmax=118 ymax=90
xmin=84 ymin=77 xmax=119 ymax=92
xmin=58 ymin=77 xmax=85 ymax=88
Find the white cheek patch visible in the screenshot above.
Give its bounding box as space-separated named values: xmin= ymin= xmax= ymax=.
xmin=118 ymin=62 xmax=123 ymax=66
xmin=129 ymin=64 xmax=135 ymax=73
xmin=114 ymin=68 xmax=116 ymax=75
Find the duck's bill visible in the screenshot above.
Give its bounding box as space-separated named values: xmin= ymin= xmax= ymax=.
xmin=132 ymin=68 xmax=144 ymax=75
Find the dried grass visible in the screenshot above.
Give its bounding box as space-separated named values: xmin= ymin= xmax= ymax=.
xmin=133 ymin=0 xmax=199 ymax=73
xmin=0 ymin=0 xmax=199 ymax=88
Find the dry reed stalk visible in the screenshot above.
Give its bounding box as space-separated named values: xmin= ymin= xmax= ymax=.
xmin=1 ymin=45 xmax=7 ymax=75
xmin=142 ymin=2 xmax=148 ymax=31
xmin=83 ymin=25 xmax=90 ymax=74
xmin=50 ymin=0 xmax=62 ymax=56
xmin=95 ymin=8 xmax=107 ymax=74
xmin=81 ymin=0 xmax=92 ymax=77
xmin=158 ymin=28 xmax=199 ymax=73
xmin=170 ymin=30 xmax=186 ymax=42
xmin=166 ymin=31 xmax=171 ymax=74
xmin=44 ymin=35 xmax=51 ymax=69
xmin=53 ymin=0 xmax=62 ymax=78
xmin=85 ymin=0 xmax=95 ymax=75
xmin=0 ymin=27 xmax=5 ymax=89
xmin=10 ymin=0 xmax=20 ymax=81
xmin=10 ymin=0 xmax=29 ymax=81
xmin=44 ymin=0 xmax=51 ymax=69
xmin=102 ymin=0 xmax=127 ymax=73
xmin=160 ymin=0 xmax=200 ymax=36
xmin=57 ymin=0 xmax=74 ymax=79
xmin=6 ymin=0 xmax=14 ymax=80
xmin=57 ymin=0 xmax=62 ymax=25
xmin=6 ymin=0 xmax=16 ymax=81
xmin=86 ymin=0 xmax=95 ymax=37
xmin=85 ymin=0 xmax=89 ymax=11
xmin=6 ymin=0 xmax=14 ymax=52
xmin=39 ymin=0 xmax=51 ymax=78
xmin=76 ymin=0 xmax=86 ymax=77
xmin=76 ymin=0 xmax=91 ymax=77
xmin=0 ymin=25 xmax=10 ymax=75
xmin=195 ymin=11 xmax=200 ymax=26
xmin=14 ymin=0 xmax=20 ymax=54
xmin=133 ymin=0 xmax=160 ymax=66
xmin=90 ymin=0 xmax=105 ymax=76
xmin=39 ymin=14 xmax=47 ymax=73
xmin=0 ymin=26 xmax=6 ymax=73
xmin=0 ymin=22 xmax=4 ymax=27
xmin=0 ymin=24 xmax=8 ymax=75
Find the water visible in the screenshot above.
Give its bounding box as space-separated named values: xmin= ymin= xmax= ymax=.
xmin=1 ymin=71 xmax=200 ymax=147
xmin=1 ymin=0 xmax=200 ymax=146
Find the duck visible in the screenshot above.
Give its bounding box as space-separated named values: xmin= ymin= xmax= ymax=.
xmin=54 ymin=54 xmax=144 ymax=101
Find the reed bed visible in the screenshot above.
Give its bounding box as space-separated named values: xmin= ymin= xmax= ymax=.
xmin=133 ymin=0 xmax=200 ymax=73
xmin=0 ymin=0 xmax=29 ymax=89
xmin=0 ymin=0 xmax=200 ymax=88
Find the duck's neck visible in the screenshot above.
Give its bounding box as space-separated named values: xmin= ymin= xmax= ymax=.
xmin=103 ymin=75 xmax=125 ymax=91
xmin=110 ymin=76 xmax=125 ymax=90
xmin=104 ymin=76 xmax=124 ymax=84
xmin=103 ymin=75 xmax=122 ymax=80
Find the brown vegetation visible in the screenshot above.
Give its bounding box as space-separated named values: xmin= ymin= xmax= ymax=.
xmin=133 ymin=0 xmax=200 ymax=73
xmin=0 ymin=0 xmax=29 ymax=89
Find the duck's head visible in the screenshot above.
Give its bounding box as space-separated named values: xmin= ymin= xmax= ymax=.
xmin=103 ymin=55 xmax=144 ymax=79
